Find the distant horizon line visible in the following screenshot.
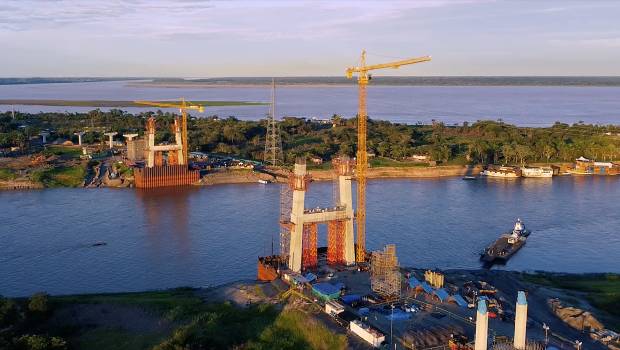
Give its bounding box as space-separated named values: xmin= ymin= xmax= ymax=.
xmin=3 ymin=75 xmax=620 ymax=79
xmin=3 ymin=76 xmax=620 ymax=87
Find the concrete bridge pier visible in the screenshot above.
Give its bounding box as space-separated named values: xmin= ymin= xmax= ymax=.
xmin=74 ymin=132 xmax=85 ymax=146
xmin=39 ymin=132 xmax=49 ymax=144
xmin=104 ymin=132 xmax=118 ymax=149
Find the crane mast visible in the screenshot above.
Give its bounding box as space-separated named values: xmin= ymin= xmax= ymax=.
xmin=346 ymin=50 xmax=431 ymax=263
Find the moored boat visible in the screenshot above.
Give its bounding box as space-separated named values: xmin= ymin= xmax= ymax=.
xmin=480 ymin=166 xmax=520 ymax=178
xmin=521 ymin=167 xmax=553 ymax=178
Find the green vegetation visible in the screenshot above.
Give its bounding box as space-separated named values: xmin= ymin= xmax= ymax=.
xmin=155 ymin=304 xmax=345 ymax=350
xmin=32 ymin=165 xmax=86 ymax=187
xmin=246 ymin=310 xmax=346 ymax=350
xmin=0 ymin=294 xmax=68 ymax=350
xmin=53 ymin=288 xmax=205 ymax=321
xmin=73 ymin=328 xmax=164 ymax=350
xmin=370 ymin=156 xmax=428 ymax=168
xmin=0 ymin=168 xmax=16 ymax=180
xmin=0 ymin=99 xmax=266 ymax=107
xmin=42 ymin=146 xmax=81 ymax=158
xmin=114 ymin=162 xmax=134 ymax=177
xmin=2 ymin=111 xmax=620 ymax=167
xmin=2 ymin=288 xmax=345 ymax=350
xmin=28 ymin=292 xmax=50 ymax=314
xmin=522 ymin=273 xmax=620 ymax=329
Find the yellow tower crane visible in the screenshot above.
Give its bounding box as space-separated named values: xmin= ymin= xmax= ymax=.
xmin=134 ymin=98 xmax=205 ymax=165
xmin=346 ymin=50 xmax=431 ymax=263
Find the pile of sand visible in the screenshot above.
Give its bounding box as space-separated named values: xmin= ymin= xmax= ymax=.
xmin=548 ymin=298 xmax=604 ymax=331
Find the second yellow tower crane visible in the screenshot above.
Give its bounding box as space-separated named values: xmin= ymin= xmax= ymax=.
xmin=346 ymin=50 xmax=431 ymax=263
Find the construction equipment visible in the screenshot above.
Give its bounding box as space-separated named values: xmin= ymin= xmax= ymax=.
xmin=346 ymin=50 xmax=431 ymax=263
xmin=134 ymin=98 xmax=204 ymax=165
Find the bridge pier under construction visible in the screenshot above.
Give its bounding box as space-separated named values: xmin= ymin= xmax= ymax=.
xmin=283 ymin=158 xmax=356 ymax=272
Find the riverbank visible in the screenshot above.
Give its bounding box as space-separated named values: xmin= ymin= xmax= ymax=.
xmin=0 ymin=162 xmax=484 ymax=190
xmin=1 ymin=270 xmax=616 ymax=350
xmin=197 ymin=165 xmax=484 ymax=186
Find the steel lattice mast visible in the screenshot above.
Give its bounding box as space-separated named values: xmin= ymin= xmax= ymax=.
xmin=264 ymin=78 xmax=283 ymax=166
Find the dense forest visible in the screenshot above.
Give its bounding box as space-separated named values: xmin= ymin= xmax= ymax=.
xmin=1 ymin=110 xmax=619 ymax=165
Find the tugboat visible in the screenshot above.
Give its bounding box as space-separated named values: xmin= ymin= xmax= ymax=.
xmin=481 ymin=219 xmax=530 ymax=264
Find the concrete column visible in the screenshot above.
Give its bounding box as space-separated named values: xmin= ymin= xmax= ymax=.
xmin=288 ymin=162 xmax=307 ymax=272
xmin=104 ymin=132 xmax=117 ymax=149
xmin=175 ymin=128 xmax=184 ymax=165
xmin=514 ymin=291 xmax=528 ymax=349
xmin=475 ymin=300 xmax=489 ymax=350
xmin=147 ymin=131 xmax=155 ymax=167
xmin=40 ymin=132 xmax=49 ymax=144
xmin=124 ymin=134 xmax=139 ymax=161
xmin=74 ymin=132 xmax=85 ymax=146
xmin=338 ymin=174 xmax=356 ymax=265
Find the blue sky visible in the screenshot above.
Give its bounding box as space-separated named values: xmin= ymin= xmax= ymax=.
xmin=1 ymin=0 xmax=619 ymax=77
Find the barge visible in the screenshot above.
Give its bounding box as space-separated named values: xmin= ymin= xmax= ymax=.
xmin=481 ymin=219 xmax=530 ymax=263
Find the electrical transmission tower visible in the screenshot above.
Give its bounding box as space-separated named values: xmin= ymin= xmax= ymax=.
xmin=264 ymin=78 xmax=283 ymax=166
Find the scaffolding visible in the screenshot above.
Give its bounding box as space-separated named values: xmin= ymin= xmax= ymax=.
xmin=370 ymin=244 xmax=401 ymax=298
xmin=327 ymin=220 xmax=346 ymax=264
xmin=302 ymin=223 xmax=318 ymax=269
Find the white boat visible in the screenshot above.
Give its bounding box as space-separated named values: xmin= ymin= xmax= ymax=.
xmin=480 ymin=166 xmax=519 ymax=178
xmin=258 ymin=179 xmax=269 ymax=184
xmin=521 ymin=167 xmax=553 ymax=178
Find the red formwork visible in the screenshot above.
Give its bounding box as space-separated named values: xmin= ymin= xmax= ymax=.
xmin=327 ymin=220 xmax=346 ymax=264
xmin=134 ymin=165 xmax=200 ymax=189
xmin=302 ymin=223 xmax=318 ymax=270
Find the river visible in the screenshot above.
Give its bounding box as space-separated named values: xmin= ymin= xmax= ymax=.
xmin=1 ymin=81 xmax=620 ymax=126
xmin=1 ymin=176 xmax=619 ymax=297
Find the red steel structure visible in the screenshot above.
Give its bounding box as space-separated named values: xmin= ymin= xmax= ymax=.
xmin=302 ymin=223 xmax=318 ymax=269
xmin=327 ymin=220 xmax=346 ymax=264
xmin=134 ymin=165 xmax=199 ymax=189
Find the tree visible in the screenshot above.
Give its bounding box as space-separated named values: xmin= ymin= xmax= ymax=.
xmin=28 ymin=293 xmax=50 ymax=315
xmin=543 ymin=144 xmax=556 ymax=163
xmin=376 ymin=142 xmax=390 ymax=157
xmin=514 ymin=144 xmax=532 ymax=166
xmin=501 ymin=144 xmax=514 ymax=164
xmin=430 ymin=143 xmax=451 ymax=163
xmin=222 ymin=124 xmax=244 ymax=144
xmin=469 ymin=140 xmax=488 ymax=164
xmin=0 ymin=296 xmax=20 ymax=328
xmin=330 ymin=114 xmax=343 ymax=127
